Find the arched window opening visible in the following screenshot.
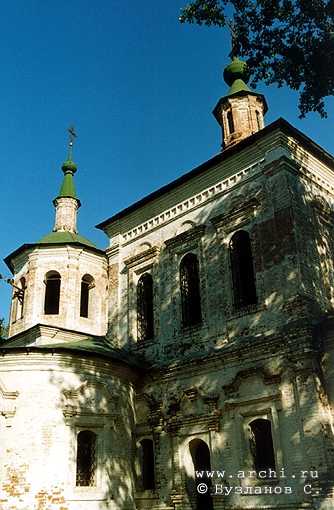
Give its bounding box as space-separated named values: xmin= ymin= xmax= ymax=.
xmin=249 ymin=419 xmax=276 ymax=474
xmin=180 ymin=253 xmax=201 ymax=328
xmin=44 ymin=271 xmax=61 ymax=315
xmin=13 ymin=277 xmax=26 ymax=320
xmin=139 ymin=439 xmax=155 ymax=490
xmin=229 ymin=230 xmax=257 ymax=309
xmin=227 ymin=110 xmax=234 ymax=135
xmin=256 ymin=110 xmax=262 ymax=130
xmin=137 ymin=273 xmax=154 ymax=341
xmin=76 ymin=430 xmax=97 ymax=486
xmin=80 ymin=274 xmax=94 ymax=318
xmin=189 ymin=439 xmax=213 ymax=510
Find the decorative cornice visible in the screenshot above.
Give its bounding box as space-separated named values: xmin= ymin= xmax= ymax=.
xmin=165 ymin=225 xmax=206 ymax=252
xmin=163 ymin=387 xmax=221 ymax=433
xmin=121 ymin=160 xmax=264 ymax=244
xmin=62 ymin=379 xmax=119 ymax=425
xmin=166 ymin=412 xmax=221 ymax=433
xmin=0 ymin=379 xmax=19 ymax=427
xmin=224 ymin=393 xmax=281 ymax=410
xmin=123 ymin=246 xmax=160 ymax=269
xmin=223 ymin=367 xmax=281 ymax=394
xmin=211 ymin=197 xmax=259 ymax=234
xmin=0 ymin=384 xmax=19 ymax=401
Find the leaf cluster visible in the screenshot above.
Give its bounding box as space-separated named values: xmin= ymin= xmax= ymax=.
xmin=180 ymin=0 xmax=334 ymax=117
xmin=0 ymin=318 xmax=8 ymax=340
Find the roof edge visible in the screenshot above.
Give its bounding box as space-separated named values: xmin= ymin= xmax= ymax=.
xmin=96 ymin=117 xmax=334 ymax=231
xmin=4 ymin=240 xmax=105 ymax=274
xmin=2 ymin=323 xmax=144 ymax=370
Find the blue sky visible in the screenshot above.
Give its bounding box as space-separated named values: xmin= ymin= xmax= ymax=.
xmin=1 ymin=0 xmax=334 ymax=321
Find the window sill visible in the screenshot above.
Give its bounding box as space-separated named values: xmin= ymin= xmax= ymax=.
xmin=180 ymin=322 xmax=205 ymax=338
xmin=133 ymin=337 xmax=156 ymax=348
xmin=69 ymin=486 xmax=105 ymax=501
xmin=135 ymin=489 xmax=158 ymax=499
xmin=181 ymin=321 xmax=203 ymax=332
xmin=227 ymin=303 xmax=266 ymax=320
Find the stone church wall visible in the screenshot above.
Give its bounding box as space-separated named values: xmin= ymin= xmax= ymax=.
xmin=102 ymin=128 xmax=334 ymax=509
xmin=107 ymin=139 xmax=334 ymax=368
xmin=0 ymin=352 xmax=138 ymax=510
xmin=135 ymin=333 xmax=334 ymax=509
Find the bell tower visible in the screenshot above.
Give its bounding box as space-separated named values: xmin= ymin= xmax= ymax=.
xmin=213 ymin=56 xmax=268 ymax=150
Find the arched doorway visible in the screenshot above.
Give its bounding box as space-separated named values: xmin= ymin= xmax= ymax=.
xmin=189 ymin=439 xmax=214 ymax=510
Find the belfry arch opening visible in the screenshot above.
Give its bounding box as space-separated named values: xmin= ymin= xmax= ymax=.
xmin=44 ymin=271 xmax=61 ymax=315
xmin=227 ymin=109 xmax=234 ymax=135
xmin=12 ymin=276 xmax=26 ymax=321
xmin=256 ymin=110 xmax=263 ymax=130
xmin=80 ymin=274 xmax=95 ymax=318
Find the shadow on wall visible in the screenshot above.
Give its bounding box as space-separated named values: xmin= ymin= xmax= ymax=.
xmin=11 ymin=138 xmax=331 ymax=509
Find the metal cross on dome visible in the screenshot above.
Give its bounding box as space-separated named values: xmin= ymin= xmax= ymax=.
xmin=68 ymin=125 xmax=77 ymax=144
xmin=228 ymin=19 xmax=237 ymax=56
xmin=66 ymin=126 xmax=77 ymax=162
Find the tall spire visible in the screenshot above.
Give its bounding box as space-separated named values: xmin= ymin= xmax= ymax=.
xmin=53 ymin=127 xmax=81 ymax=234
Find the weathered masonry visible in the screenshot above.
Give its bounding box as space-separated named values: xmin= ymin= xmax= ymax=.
xmin=1 ymin=56 xmax=334 ymax=510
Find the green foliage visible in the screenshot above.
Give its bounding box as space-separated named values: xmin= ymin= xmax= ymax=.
xmin=0 ymin=318 xmax=8 ymax=340
xmin=180 ymin=0 xmax=334 ymax=117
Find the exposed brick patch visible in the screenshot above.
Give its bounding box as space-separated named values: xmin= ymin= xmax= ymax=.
xmin=1 ymin=464 xmax=31 ymax=506
xmin=35 ymin=487 xmax=68 ymax=510
xmin=1 ymin=465 xmax=68 ymax=510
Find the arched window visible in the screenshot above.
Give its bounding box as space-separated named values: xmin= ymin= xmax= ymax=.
xmin=139 ymin=439 xmax=155 ymax=490
xmin=229 ymin=230 xmax=257 ymax=309
xmin=249 ymin=418 xmax=276 ymax=473
xmin=180 ymin=253 xmax=201 ymax=328
xmin=189 ymin=439 xmax=214 ymax=510
xmin=80 ymin=274 xmax=94 ymax=318
xmin=227 ymin=110 xmax=234 ymax=134
xmin=13 ymin=276 xmax=26 ymax=320
xmin=44 ymin=271 xmax=61 ymax=315
xmin=256 ymin=110 xmax=262 ymax=130
xmin=76 ymin=430 xmax=97 ymax=486
xmin=137 ymin=273 xmax=154 ymax=341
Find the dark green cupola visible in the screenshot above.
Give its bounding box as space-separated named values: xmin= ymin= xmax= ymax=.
xmin=223 ymin=56 xmax=251 ymax=96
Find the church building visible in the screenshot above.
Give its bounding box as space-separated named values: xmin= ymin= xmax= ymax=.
xmin=1 ymin=56 xmax=334 ymax=510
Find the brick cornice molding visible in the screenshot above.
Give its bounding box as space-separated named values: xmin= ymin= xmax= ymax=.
xmin=0 ymin=379 xmax=19 ymax=427
xmin=123 ymin=246 xmax=160 ymax=270
xmin=211 ymin=198 xmax=259 ymax=234
xmin=62 ymin=379 xmax=119 ymax=426
xmin=222 ymin=366 xmax=281 ymax=396
xmin=165 ymin=225 xmax=206 ymax=252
